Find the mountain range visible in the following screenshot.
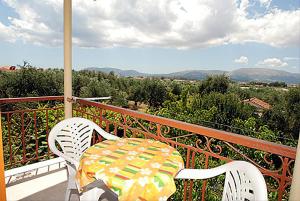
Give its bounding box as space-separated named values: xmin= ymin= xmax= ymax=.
xmin=85 ymin=67 xmax=300 ymax=84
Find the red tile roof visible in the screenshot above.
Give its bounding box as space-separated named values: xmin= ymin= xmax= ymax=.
xmin=0 ymin=66 xmax=16 ymax=71
xmin=243 ymin=97 xmax=271 ymax=110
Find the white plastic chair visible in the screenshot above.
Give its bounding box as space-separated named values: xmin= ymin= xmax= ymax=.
xmin=175 ymin=161 xmax=268 ymax=201
xmin=48 ymin=117 xmax=119 ymax=201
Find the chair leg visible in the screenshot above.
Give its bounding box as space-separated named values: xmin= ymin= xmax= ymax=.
xmin=65 ymin=188 xmax=71 ymax=201
xmin=99 ymin=188 xmax=118 ymax=201
xmin=65 ymin=165 xmax=78 ymax=201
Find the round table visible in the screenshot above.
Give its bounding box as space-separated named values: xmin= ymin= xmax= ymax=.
xmin=76 ymin=138 xmax=184 ymax=201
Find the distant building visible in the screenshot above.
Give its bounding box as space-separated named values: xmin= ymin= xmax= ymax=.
xmin=133 ymin=76 xmax=146 ymax=80
xmin=243 ymin=97 xmax=271 ymax=110
xmin=288 ymin=84 xmax=299 ymax=88
xmin=0 ymin=65 xmax=17 ymax=71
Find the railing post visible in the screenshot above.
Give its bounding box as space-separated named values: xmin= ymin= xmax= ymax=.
xmin=290 ymin=132 xmax=300 ymax=201
xmin=64 ymin=0 xmax=72 ymax=119
xmin=0 ymin=113 xmax=7 ymax=201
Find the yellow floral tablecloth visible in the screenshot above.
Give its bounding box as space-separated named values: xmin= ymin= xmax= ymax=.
xmin=76 ymin=138 xmax=184 ymax=201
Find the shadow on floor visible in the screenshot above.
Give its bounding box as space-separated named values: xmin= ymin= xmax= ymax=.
xmin=19 ymin=181 xmax=118 ymax=201
xmin=19 ymin=181 xmax=80 ymax=201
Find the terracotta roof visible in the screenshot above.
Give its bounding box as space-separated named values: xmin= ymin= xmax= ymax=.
xmin=0 ymin=66 xmax=16 ymax=71
xmin=243 ymin=97 xmax=271 ymax=110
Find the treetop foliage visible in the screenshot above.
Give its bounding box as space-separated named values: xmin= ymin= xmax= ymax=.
xmin=0 ymin=66 xmax=299 ymax=145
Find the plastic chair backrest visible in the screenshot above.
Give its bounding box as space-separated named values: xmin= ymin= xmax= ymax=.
xmin=48 ymin=117 xmax=119 ymax=166
xmin=175 ymin=161 xmax=268 ymax=201
xmin=222 ymin=161 xmax=268 ymax=201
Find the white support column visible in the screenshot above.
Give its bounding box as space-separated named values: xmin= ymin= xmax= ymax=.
xmin=64 ymin=0 xmax=72 ymax=119
xmin=289 ymin=133 xmax=300 ymax=201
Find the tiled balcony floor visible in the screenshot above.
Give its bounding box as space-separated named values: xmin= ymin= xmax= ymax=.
xmin=19 ymin=181 xmax=79 ymax=201
xmin=5 ymin=167 xmax=76 ymax=201
xmin=5 ymin=159 xmax=117 ymax=201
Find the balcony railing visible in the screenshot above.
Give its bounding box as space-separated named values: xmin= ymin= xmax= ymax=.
xmin=0 ymin=96 xmax=296 ymax=201
xmin=0 ymin=96 xmax=64 ymax=168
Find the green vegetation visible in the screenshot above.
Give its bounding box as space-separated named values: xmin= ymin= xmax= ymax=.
xmin=1 ymin=65 xmax=299 ymax=200
xmin=1 ymin=65 xmax=299 ymax=145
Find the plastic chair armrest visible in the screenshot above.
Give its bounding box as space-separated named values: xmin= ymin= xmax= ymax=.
xmin=175 ymin=165 xmax=227 ymax=180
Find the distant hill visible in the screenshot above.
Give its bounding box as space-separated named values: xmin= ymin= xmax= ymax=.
xmin=85 ymin=67 xmax=146 ymax=77
xmin=85 ymin=67 xmax=228 ymax=79
xmin=84 ymin=67 xmax=300 ymax=84
xmin=229 ymin=68 xmax=300 ymax=83
xmin=168 ymin=70 xmax=227 ymax=80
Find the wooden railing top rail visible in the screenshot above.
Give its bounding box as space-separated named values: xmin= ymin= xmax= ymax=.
xmin=77 ymin=99 xmax=296 ymax=159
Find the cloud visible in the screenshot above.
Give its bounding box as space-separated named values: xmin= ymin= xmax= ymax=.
xmin=234 ymin=56 xmax=248 ymax=64
xmin=2 ymin=0 xmax=63 ymax=46
xmin=257 ymin=58 xmax=288 ymax=67
xmin=0 ymin=0 xmax=299 ymax=49
xmin=0 ymin=22 xmax=16 ymax=42
xmin=230 ymin=8 xmax=300 ymax=47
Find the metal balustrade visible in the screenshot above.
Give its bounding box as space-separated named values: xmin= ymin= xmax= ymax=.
xmin=0 ymin=96 xmax=296 ymax=201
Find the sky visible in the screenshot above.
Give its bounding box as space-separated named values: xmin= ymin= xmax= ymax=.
xmin=0 ymin=0 xmax=299 ymax=74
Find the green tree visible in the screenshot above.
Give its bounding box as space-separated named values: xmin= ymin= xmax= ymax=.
xmin=129 ymin=84 xmax=147 ymax=106
xmin=129 ymin=79 xmax=167 ymax=108
xmin=286 ymin=87 xmax=300 ymax=138
xmin=146 ymin=80 xmax=167 ymax=107
xmin=171 ymin=82 xmax=182 ymax=96
xmin=199 ymin=74 xmax=230 ymax=94
xmin=80 ymin=78 xmax=112 ymax=98
xmin=4 ymin=67 xmax=63 ymax=98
